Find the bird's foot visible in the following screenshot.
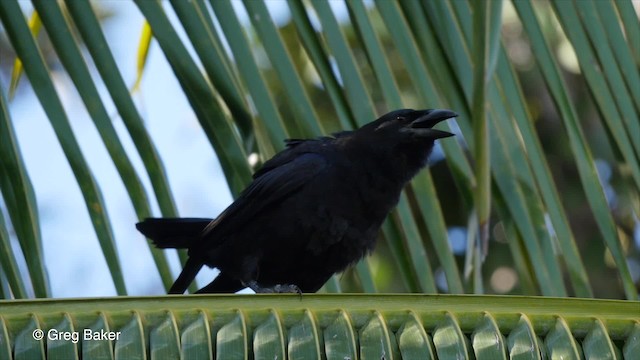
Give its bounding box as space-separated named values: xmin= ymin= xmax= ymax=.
xmin=245 ymin=280 xmax=302 ymax=295
xmin=272 ymin=284 xmax=302 ymax=295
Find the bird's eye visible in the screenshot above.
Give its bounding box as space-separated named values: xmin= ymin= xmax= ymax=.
xmin=396 ymin=116 xmax=406 ymax=121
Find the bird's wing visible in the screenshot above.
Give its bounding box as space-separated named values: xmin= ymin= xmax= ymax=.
xmin=253 ymin=138 xmax=323 ymax=178
xmin=198 ymin=152 xmax=328 ymax=244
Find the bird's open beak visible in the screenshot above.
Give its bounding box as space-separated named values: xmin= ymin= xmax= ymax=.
xmin=410 ymin=109 xmax=457 ymax=139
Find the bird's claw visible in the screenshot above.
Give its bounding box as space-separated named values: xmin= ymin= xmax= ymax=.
xmin=246 ymin=280 xmax=302 ymax=295
xmin=272 ymin=284 xmax=302 ymax=294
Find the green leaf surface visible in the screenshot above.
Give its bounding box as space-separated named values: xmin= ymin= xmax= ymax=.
xmin=149 ymin=312 xmax=180 ymax=360
xmin=623 ymin=324 xmax=640 ymax=359
xmin=433 ymin=312 xmax=472 ymax=359
xmin=582 ymin=319 xmax=621 ymax=360
xmin=507 ymin=315 xmax=544 ymax=360
xmin=287 ymin=310 xmax=322 ymax=359
xmin=181 ymin=311 xmax=213 ymax=359
xmin=397 ymin=312 xmax=435 ymax=359
xmin=0 ymin=295 xmax=637 ymax=359
xmin=113 ymin=312 xmax=145 ymax=359
xmin=359 ymin=312 xmax=398 ymax=359
xmin=253 ymin=311 xmax=286 ymax=360
xmin=13 ymin=316 xmax=44 ymax=360
xmin=0 ymin=317 xmax=12 ymax=360
xmin=324 ymin=310 xmax=357 ymax=360
xmin=216 ymin=312 xmax=249 ymax=360
xmin=82 ymin=313 xmax=114 ymax=359
xmin=544 ymin=317 xmax=582 ymax=360
xmin=46 ymin=314 xmax=78 ymax=360
xmin=472 ymin=313 xmax=507 ymax=359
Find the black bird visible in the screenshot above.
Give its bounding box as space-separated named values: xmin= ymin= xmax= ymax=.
xmin=137 ymin=109 xmax=457 ymax=294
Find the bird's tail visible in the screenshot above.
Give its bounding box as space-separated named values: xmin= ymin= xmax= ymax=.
xmin=136 ymin=218 xmax=212 ymax=249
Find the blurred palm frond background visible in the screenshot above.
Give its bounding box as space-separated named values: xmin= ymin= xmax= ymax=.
xmin=0 ymin=0 xmax=638 ymax=300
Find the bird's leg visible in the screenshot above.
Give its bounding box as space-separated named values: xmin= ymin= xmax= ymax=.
xmin=245 ymin=280 xmax=302 ymax=295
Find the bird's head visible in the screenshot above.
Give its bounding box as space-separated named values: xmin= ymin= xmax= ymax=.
xmin=358 ymin=108 xmax=457 ymax=143
xmin=346 ymin=109 xmax=457 ymax=175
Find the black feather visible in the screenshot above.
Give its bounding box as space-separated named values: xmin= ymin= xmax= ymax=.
xmin=137 ymin=109 xmax=457 ymax=294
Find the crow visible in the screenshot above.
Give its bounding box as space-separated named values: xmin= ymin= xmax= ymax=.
xmin=136 ymin=109 xmax=457 ymax=294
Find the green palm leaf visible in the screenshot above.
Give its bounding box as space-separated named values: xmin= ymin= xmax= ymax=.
xmin=1 ymin=295 xmax=638 ymax=359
